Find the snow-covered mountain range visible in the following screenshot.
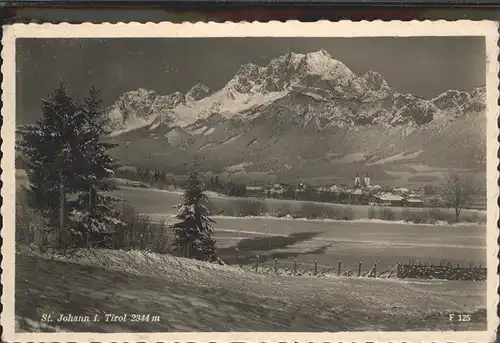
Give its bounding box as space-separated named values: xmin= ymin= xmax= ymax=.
xmin=106 ymin=50 xmax=487 ymax=186
xmin=107 ymin=50 xmax=485 ymax=135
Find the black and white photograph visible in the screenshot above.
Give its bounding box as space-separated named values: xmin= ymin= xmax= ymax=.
xmin=2 ymin=21 xmax=498 ymax=341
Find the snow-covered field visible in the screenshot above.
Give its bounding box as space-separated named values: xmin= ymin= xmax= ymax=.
xmin=108 ymin=186 xmax=486 ymax=272
xmin=16 ymin=246 xmax=486 ymax=332
xmin=110 ymin=185 xmax=486 ymax=222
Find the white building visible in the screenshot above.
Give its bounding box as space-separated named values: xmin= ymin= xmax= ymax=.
xmin=354 ymin=174 xmax=361 ymax=187
xmin=364 ymin=174 xmax=370 ymax=187
xmin=352 ymin=188 xmax=363 ymax=195
xmin=329 ymin=185 xmax=340 ymax=192
xmin=394 ymin=187 xmax=410 ymax=194
xmin=374 ymin=193 xmax=404 ymax=206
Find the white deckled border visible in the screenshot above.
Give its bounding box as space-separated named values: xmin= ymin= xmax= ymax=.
xmin=1 ymin=20 xmax=499 ymax=343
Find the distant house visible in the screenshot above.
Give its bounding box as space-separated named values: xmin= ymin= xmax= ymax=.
xmin=394 ymin=187 xmax=410 ymax=195
xmin=268 ymin=184 xmax=285 ymax=195
xmin=374 ymin=193 xmax=405 ymax=207
xmin=329 ymin=185 xmax=340 ymax=192
xmin=407 ymin=191 xmax=420 ymax=198
xmin=352 ymin=188 xmax=363 ymax=195
xmin=247 ymin=186 xmax=264 ymax=195
xmin=423 ymin=196 xmax=446 ymax=208
xmin=367 ymin=184 xmax=381 ymax=191
xmin=404 ymin=198 xmax=424 ymax=207
xmin=295 ymin=183 xmax=308 ymax=193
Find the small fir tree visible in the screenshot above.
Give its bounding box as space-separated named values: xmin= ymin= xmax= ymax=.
xmin=172 ymin=160 xmax=217 ymax=262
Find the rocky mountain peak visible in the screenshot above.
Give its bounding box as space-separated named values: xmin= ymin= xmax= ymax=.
xmin=106 ymin=88 xmax=159 ymax=133
xmin=224 ymin=63 xmax=266 ymax=95
xmin=471 ymin=86 xmax=486 ymax=102
xmin=186 ymin=83 xmax=213 ymax=102
xmin=362 ymin=70 xmax=387 ymax=88
xmin=431 ymin=89 xmax=472 ymax=112
xmin=263 ymin=50 xmax=356 ymax=92
xmin=468 ymin=86 xmax=487 ymax=112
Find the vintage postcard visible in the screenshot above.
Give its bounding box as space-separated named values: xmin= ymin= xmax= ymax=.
xmin=1 ymin=21 xmax=499 ymax=342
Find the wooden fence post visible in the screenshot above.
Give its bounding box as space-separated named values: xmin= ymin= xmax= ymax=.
xmin=358 ymin=261 xmax=362 ymax=277
xmin=338 ymin=260 xmax=342 ymax=276
xmin=293 ymin=260 xmax=297 ymax=275
xmin=255 ymin=255 xmax=260 ymax=272
xmin=314 ymin=260 xmax=318 ymax=275
xmin=388 ymin=264 xmax=398 ymax=278
xmin=274 ymin=258 xmax=278 ymax=274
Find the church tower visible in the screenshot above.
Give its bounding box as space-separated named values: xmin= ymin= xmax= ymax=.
xmin=354 ymin=173 xmax=361 ymax=188
xmin=364 ymin=173 xmax=370 ymax=187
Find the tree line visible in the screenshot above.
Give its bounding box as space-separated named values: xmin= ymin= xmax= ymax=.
xmin=18 ymin=84 xmax=217 ymax=262
xmin=118 ymin=162 xmax=481 ymax=222
xmin=116 ymin=167 xmax=248 ymax=197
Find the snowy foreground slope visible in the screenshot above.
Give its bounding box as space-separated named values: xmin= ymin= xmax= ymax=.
xmin=16 ymin=246 xmax=486 ymax=332
xmin=105 ymin=50 xmax=487 ymax=182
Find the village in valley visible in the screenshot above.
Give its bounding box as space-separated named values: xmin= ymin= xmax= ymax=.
xmin=247 ymin=173 xmax=431 ymax=208
xmin=120 ymin=166 xmax=481 ymax=210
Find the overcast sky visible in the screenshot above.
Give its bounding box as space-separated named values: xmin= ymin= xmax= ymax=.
xmin=16 ymin=37 xmax=485 ymax=124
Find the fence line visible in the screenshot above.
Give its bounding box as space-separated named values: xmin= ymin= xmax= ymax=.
xmin=243 ymin=251 xmax=383 ymax=278
xmin=232 ymin=249 xmax=486 ymax=281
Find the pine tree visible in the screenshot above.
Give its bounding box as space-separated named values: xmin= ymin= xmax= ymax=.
xmin=18 ymin=84 xmax=122 ymax=248
xmin=172 ymin=160 xmax=217 ymax=262
xmin=18 ymin=83 xmax=82 ymax=247
xmin=69 ymin=87 xmax=123 ymax=246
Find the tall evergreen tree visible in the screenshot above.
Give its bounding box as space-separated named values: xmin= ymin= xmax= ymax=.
xmin=69 ymin=87 xmax=123 ymax=246
xmin=172 ymin=160 xmax=217 ymax=262
xmin=18 ymin=83 xmax=82 ymax=247
xmin=18 ymin=84 xmax=122 ymax=248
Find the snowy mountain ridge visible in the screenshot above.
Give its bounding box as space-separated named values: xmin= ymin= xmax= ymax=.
xmin=106 ymin=50 xmax=486 ymax=136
